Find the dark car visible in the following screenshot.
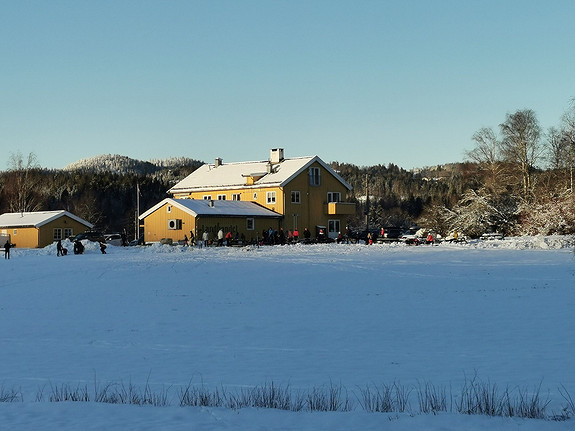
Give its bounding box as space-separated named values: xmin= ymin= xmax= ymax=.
xmin=71 ymin=231 xmax=105 ymax=243
xmin=377 ymin=226 xmax=402 ymax=242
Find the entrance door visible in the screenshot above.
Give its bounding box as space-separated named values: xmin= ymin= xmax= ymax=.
xmin=328 ymin=219 xmax=340 ymax=239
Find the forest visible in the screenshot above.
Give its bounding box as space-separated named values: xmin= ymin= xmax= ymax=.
xmin=1 ymin=107 xmax=574 ymax=239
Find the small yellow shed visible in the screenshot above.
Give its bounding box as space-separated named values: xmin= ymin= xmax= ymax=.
xmin=0 ymin=210 xmax=94 ymax=248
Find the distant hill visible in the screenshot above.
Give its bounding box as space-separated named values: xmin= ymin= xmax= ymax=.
xmin=63 ymin=154 xmax=204 ymax=175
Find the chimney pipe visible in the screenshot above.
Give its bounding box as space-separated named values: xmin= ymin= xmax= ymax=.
xmin=270 ymin=148 xmax=284 ymax=164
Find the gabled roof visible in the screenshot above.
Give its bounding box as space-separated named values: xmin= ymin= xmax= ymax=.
xmin=0 ymin=210 xmax=94 ymax=229
xmin=139 ymin=198 xmax=282 ymax=220
xmin=168 ymin=155 xmax=352 ymax=194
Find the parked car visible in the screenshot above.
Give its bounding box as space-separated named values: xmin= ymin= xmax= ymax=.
xmin=400 ymin=228 xmax=425 ymax=245
xmin=70 ymin=231 xmax=105 ymax=243
xmin=104 ymin=233 xmax=123 ymax=246
xmin=376 ymin=226 xmax=402 ymax=243
xmin=129 ymin=236 xmax=145 ymax=246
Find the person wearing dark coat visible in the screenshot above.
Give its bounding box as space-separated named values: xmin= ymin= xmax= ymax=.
xmin=4 ymin=240 xmax=11 ymax=259
xmin=57 ymin=240 xmax=64 ymax=256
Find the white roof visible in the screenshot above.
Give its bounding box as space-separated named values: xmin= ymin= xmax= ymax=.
xmin=168 ymin=155 xmax=352 ymax=194
xmin=139 ymin=198 xmax=282 ymax=220
xmin=0 ymin=210 xmax=94 ymax=229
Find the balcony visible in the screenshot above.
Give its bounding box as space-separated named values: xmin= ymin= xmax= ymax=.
xmin=325 ymin=202 xmax=356 ymax=215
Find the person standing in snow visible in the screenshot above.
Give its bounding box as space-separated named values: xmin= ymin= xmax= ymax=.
xmin=225 ymin=231 xmax=233 ymax=246
xmin=4 ymin=240 xmax=11 ymax=259
xmin=303 ymin=227 xmax=311 ymax=243
xmin=217 ymin=229 xmax=224 ymax=246
xmin=183 ymin=234 xmax=188 ymax=247
xmin=57 ymin=240 xmax=64 ymax=256
xmin=202 ymin=230 xmax=209 ymax=247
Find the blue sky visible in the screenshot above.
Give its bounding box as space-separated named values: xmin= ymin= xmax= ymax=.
xmin=1 ymin=1 xmax=574 ymax=170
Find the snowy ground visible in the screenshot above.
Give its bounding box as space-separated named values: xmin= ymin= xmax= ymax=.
xmin=0 ymin=236 xmax=574 ymax=430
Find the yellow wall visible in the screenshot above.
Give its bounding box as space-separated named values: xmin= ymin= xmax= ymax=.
xmin=142 ymin=203 xmax=196 ymax=243
xmin=38 ymin=217 xmax=93 ymax=248
xmin=142 ymin=202 xmax=280 ymax=244
xmin=172 ymin=161 xmax=352 ymax=237
xmin=1 ymin=227 xmax=38 ymax=249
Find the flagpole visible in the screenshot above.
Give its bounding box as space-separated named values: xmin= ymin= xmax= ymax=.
xmin=135 ymin=182 xmax=140 ymax=241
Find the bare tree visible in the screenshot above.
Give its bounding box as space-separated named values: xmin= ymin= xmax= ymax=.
xmin=499 ymin=109 xmax=543 ymax=198
xmin=559 ymin=105 xmax=575 ymax=190
xmin=466 ymin=127 xmax=506 ymax=192
xmin=5 ymin=151 xmax=42 ymax=213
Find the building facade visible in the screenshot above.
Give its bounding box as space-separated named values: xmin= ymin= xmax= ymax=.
xmin=0 ymin=210 xmax=94 ymax=248
xmin=139 ymin=198 xmax=282 ymax=244
xmin=168 ymin=149 xmax=355 ymax=239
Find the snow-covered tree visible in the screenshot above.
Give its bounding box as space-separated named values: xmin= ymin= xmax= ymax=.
xmin=443 ymin=188 xmax=519 ymax=237
xmin=516 ymin=187 xmax=575 ymax=235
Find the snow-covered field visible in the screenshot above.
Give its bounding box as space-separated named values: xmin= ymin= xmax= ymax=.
xmin=1 ymin=236 xmax=574 ymax=430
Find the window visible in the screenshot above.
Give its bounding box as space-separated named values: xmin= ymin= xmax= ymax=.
xmin=266 ymin=191 xmax=276 ymax=204
xmin=328 ymin=220 xmax=341 ymax=237
xmin=203 ymin=195 xmax=212 ymax=200
xmin=217 ymin=194 xmax=226 ymax=200
xmin=64 ymin=228 xmax=73 ymax=239
xmin=167 ymin=205 xmax=172 ymax=213
xmin=309 ymin=167 xmax=321 ymax=186
xmin=246 ymin=218 xmax=255 ymax=230
xmin=253 ymin=192 xmax=258 ymax=200
xmin=232 ymin=193 xmax=241 ymax=201
xmin=327 ymin=192 xmax=341 ymax=203
xmin=53 ymin=228 xmax=62 ymax=241
xmin=291 ymin=191 xmax=301 ymax=204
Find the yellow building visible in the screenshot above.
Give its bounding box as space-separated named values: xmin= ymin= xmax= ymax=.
xmin=0 ymin=210 xmax=94 ymax=248
xmin=168 ymin=149 xmax=355 ymax=240
xmin=139 ymin=198 xmax=282 ymax=244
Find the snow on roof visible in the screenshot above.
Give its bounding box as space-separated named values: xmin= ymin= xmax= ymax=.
xmin=0 ymin=210 xmax=94 ymax=229
xmin=168 ymin=155 xmax=352 ymax=194
xmin=139 ymin=198 xmax=282 ymax=220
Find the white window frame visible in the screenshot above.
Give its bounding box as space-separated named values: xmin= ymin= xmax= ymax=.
xmin=327 ymin=192 xmax=341 ymax=203
xmin=203 ymin=195 xmax=212 ymax=200
xmin=232 ymin=193 xmax=241 ymax=201
xmin=246 ymin=218 xmax=255 ymax=230
xmin=217 ymin=194 xmax=226 ymax=200
xmin=53 ymin=228 xmax=63 ymax=241
xmin=291 ymin=190 xmax=301 ymax=204
xmin=64 ymin=228 xmax=73 ymax=239
xmin=266 ymin=191 xmax=276 ymax=204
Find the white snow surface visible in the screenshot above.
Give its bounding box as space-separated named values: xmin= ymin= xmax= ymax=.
xmin=1 ymin=236 xmax=574 ymax=430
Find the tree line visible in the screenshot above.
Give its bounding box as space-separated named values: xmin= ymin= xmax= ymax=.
xmin=1 ymin=104 xmax=574 ymax=238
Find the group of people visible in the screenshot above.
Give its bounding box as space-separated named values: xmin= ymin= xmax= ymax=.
xmin=56 ymin=239 xmax=107 ymax=256
xmin=180 ymin=226 xmax=319 ymax=248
